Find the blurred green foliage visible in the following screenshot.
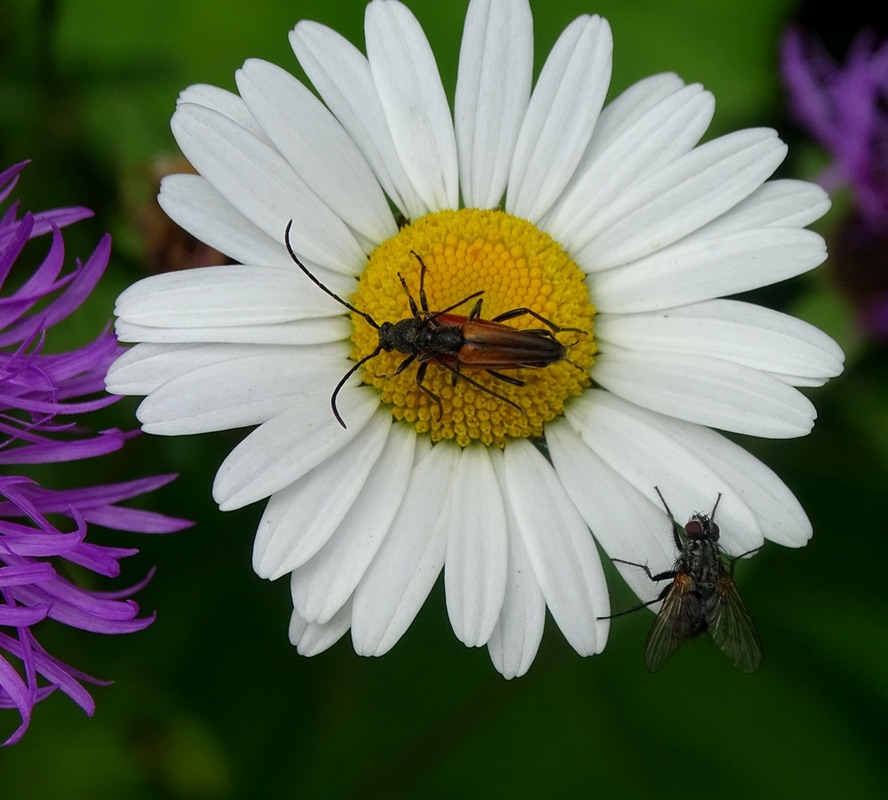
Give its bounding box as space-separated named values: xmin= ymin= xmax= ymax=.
xmin=1 ymin=1 xmax=885 ymax=798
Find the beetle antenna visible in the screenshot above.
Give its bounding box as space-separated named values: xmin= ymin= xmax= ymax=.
xmin=285 ymin=220 xmax=380 ymax=330
xmin=329 ymin=346 xmax=383 ymax=428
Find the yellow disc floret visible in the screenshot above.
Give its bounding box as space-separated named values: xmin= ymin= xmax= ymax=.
xmin=350 ymin=209 xmax=596 ymax=447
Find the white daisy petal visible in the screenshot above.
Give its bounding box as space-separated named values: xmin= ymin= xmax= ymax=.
xmin=701 ymin=179 xmax=831 ymax=236
xmin=288 ymin=600 xmax=352 ymax=656
xmin=212 ymin=384 xmax=379 ymax=511
xmin=252 ymin=409 xmax=392 ymax=578
xmin=487 ymin=449 xmax=546 ymax=679
xmin=290 ymin=423 xmax=416 ymax=623
xmin=577 ymin=129 xmax=788 ymax=270
xmin=581 ymin=72 xmax=686 ymax=148
xmin=768 ymin=373 xmax=826 ymax=388
xmin=546 ymin=419 xmax=677 ymax=602
xmin=106 ymin=342 xmax=236 ymax=395
xmin=135 ymin=350 xmax=348 ymax=435
xmin=115 ymin=316 xmax=349 ymax=346
xmin=365 ymin=0 xmax=459 ymax=212
xmin=543 ymin=74 xmax=702 ymax=242
xmin=351 ymin=441 xmax=456 ymax=657
xmin=455 ymin=0 xmax=533 ymax=209
xmin=107 ymin=340 xmax=342 ymax=396
xmin=291 ymin=20 xmax=428 ymax=220
xmin=589 ymin=227 xmax=827 ymax=313
xmin=507 ymin=15 xmax=613 ymax=221
xmin=115 ymin=265 xmax=345 ymax=326
xmin=171 ymin=103 xmax=364 ymax=270
xmin=568 ymin=395 xmax=812 ymax=552
xmin=564 ymin=391 xmax=766 ymax=552
xmin=546 ymin=83 xmax=715 ymax=250
xmin=486 ymin=547 xmax=545 ymax=678
xmin=235 ymin=59 xmax=397 ymax=245
xmin=596 ymin=299 xmax=845 ymax=385
xmin=445 ymin=445 xmax=508 ymax=647
xmin=177 ymin=83 xmax=272 ymax=145
xmin=659 ymin=418 xmax=811 ymax=548
xmin=159 ymin=174 xmax=293 ymax=270
xmin=593 ymin=350 xmax=816 ymax=438
xmin=501 ymin=439 xmax=609 ymax=655
xmin=159 ymin=176 xmax=368 ymax=296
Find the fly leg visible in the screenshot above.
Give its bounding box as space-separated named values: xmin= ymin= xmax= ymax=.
xmin=597 ymin=559 xmax=677 ymax=620
xmin=598 ymin=578 xmax=673 ymax=620
xmin=726 ymin=547 xmax=760 ymax=576
xmin=654 ymin=486 xmax=685 ymax=552
xmin=611 ymin=558 xmax=677 ymax=584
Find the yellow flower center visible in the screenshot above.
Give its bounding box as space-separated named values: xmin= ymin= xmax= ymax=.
xmin=351 ymin=209 xmax=596 ymax=446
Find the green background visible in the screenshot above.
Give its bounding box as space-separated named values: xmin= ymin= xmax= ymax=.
xmin=1 ymin=1 xmax=884 ymax=797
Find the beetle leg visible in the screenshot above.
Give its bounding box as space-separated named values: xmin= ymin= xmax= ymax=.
xmin=390 ymin=353 xmax=417 ymax=376
xmin=396 ymin=272 xmax=421 ymax=318
xmin=408 ymin=251 xmax=483 ymax=316
xmin=413 ymin=361 xmax=444 ymax=417
xmin=467 ymin=297 xmax=484 ymax=321
xmin=432 ymin=359 xmax=525 ymax=415
xmin=485 ymin=369 xmax=526 ymax=387
xmin=522 ymin=328 xmax=560 ymax=339
xmin=432 ymin=290 xmax=484 ymax=317
xmin=449 ymin=362 xmax=462 ymax=387
xmin=491 ymin=307 xmax=585 ymax=334
xmin=416 ymin=252 xmax=430 ymax=313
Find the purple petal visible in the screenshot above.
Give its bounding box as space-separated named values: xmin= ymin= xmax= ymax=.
xmin=0 ymin=655 xmax=32 ymax=746
xmin=0 ymin=429 xmax=127 ymax=464
xmin=2 ymin=160 xmax=190 ymax=744
xmin=0 ymin=564 xmax=57 ymax=586
xmin=0 ymin=213 xmax=36 ymax=291
xmin=0 ymin=162 xmax=28 ymax=204
xmin=0 ymin=606 xmax=50 ymax=626
xmin=29 ymin=207 xmax=95 ymax=237
xmin=82 ymin=506 xmax=193 ymax=534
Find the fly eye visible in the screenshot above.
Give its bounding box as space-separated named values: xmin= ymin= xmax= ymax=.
xmin=710 ymin=522 xmax=720 ymax=538
xmin=685 ymin=519 xmax=703 ymax=537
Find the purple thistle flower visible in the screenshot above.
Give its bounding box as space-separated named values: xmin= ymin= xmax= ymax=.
xmin=782 ymin=27 xmax=888 ymax=337
xmin=781 ymin=27 xmax=888 ymax=232
xmin=1 ymin=161 xmax=191 ymax=746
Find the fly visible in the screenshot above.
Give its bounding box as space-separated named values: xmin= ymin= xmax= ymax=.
xmin=284 ymin=221 xmax=585 ymax=427
xmin=605 ymin=487 xmax=761 ymax=673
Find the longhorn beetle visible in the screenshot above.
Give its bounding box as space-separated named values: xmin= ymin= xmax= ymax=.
xmin=284 ymin=221 xmax=586 ymax=427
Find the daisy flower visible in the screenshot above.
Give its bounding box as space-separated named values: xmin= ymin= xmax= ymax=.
xmin=1 ymin=161 xmax=190 ymax=745
xmin=107 ymin=0 xmax=843 ymax=678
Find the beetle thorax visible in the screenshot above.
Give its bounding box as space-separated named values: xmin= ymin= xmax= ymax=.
xmin=378 ymin=319 xmax=463 ymax=356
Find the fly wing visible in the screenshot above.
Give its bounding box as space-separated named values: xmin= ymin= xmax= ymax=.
xmin=707 ymin=573 xmax=762 ymax=673
xmin=644 ymin=574 xmax=697 ymax=672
